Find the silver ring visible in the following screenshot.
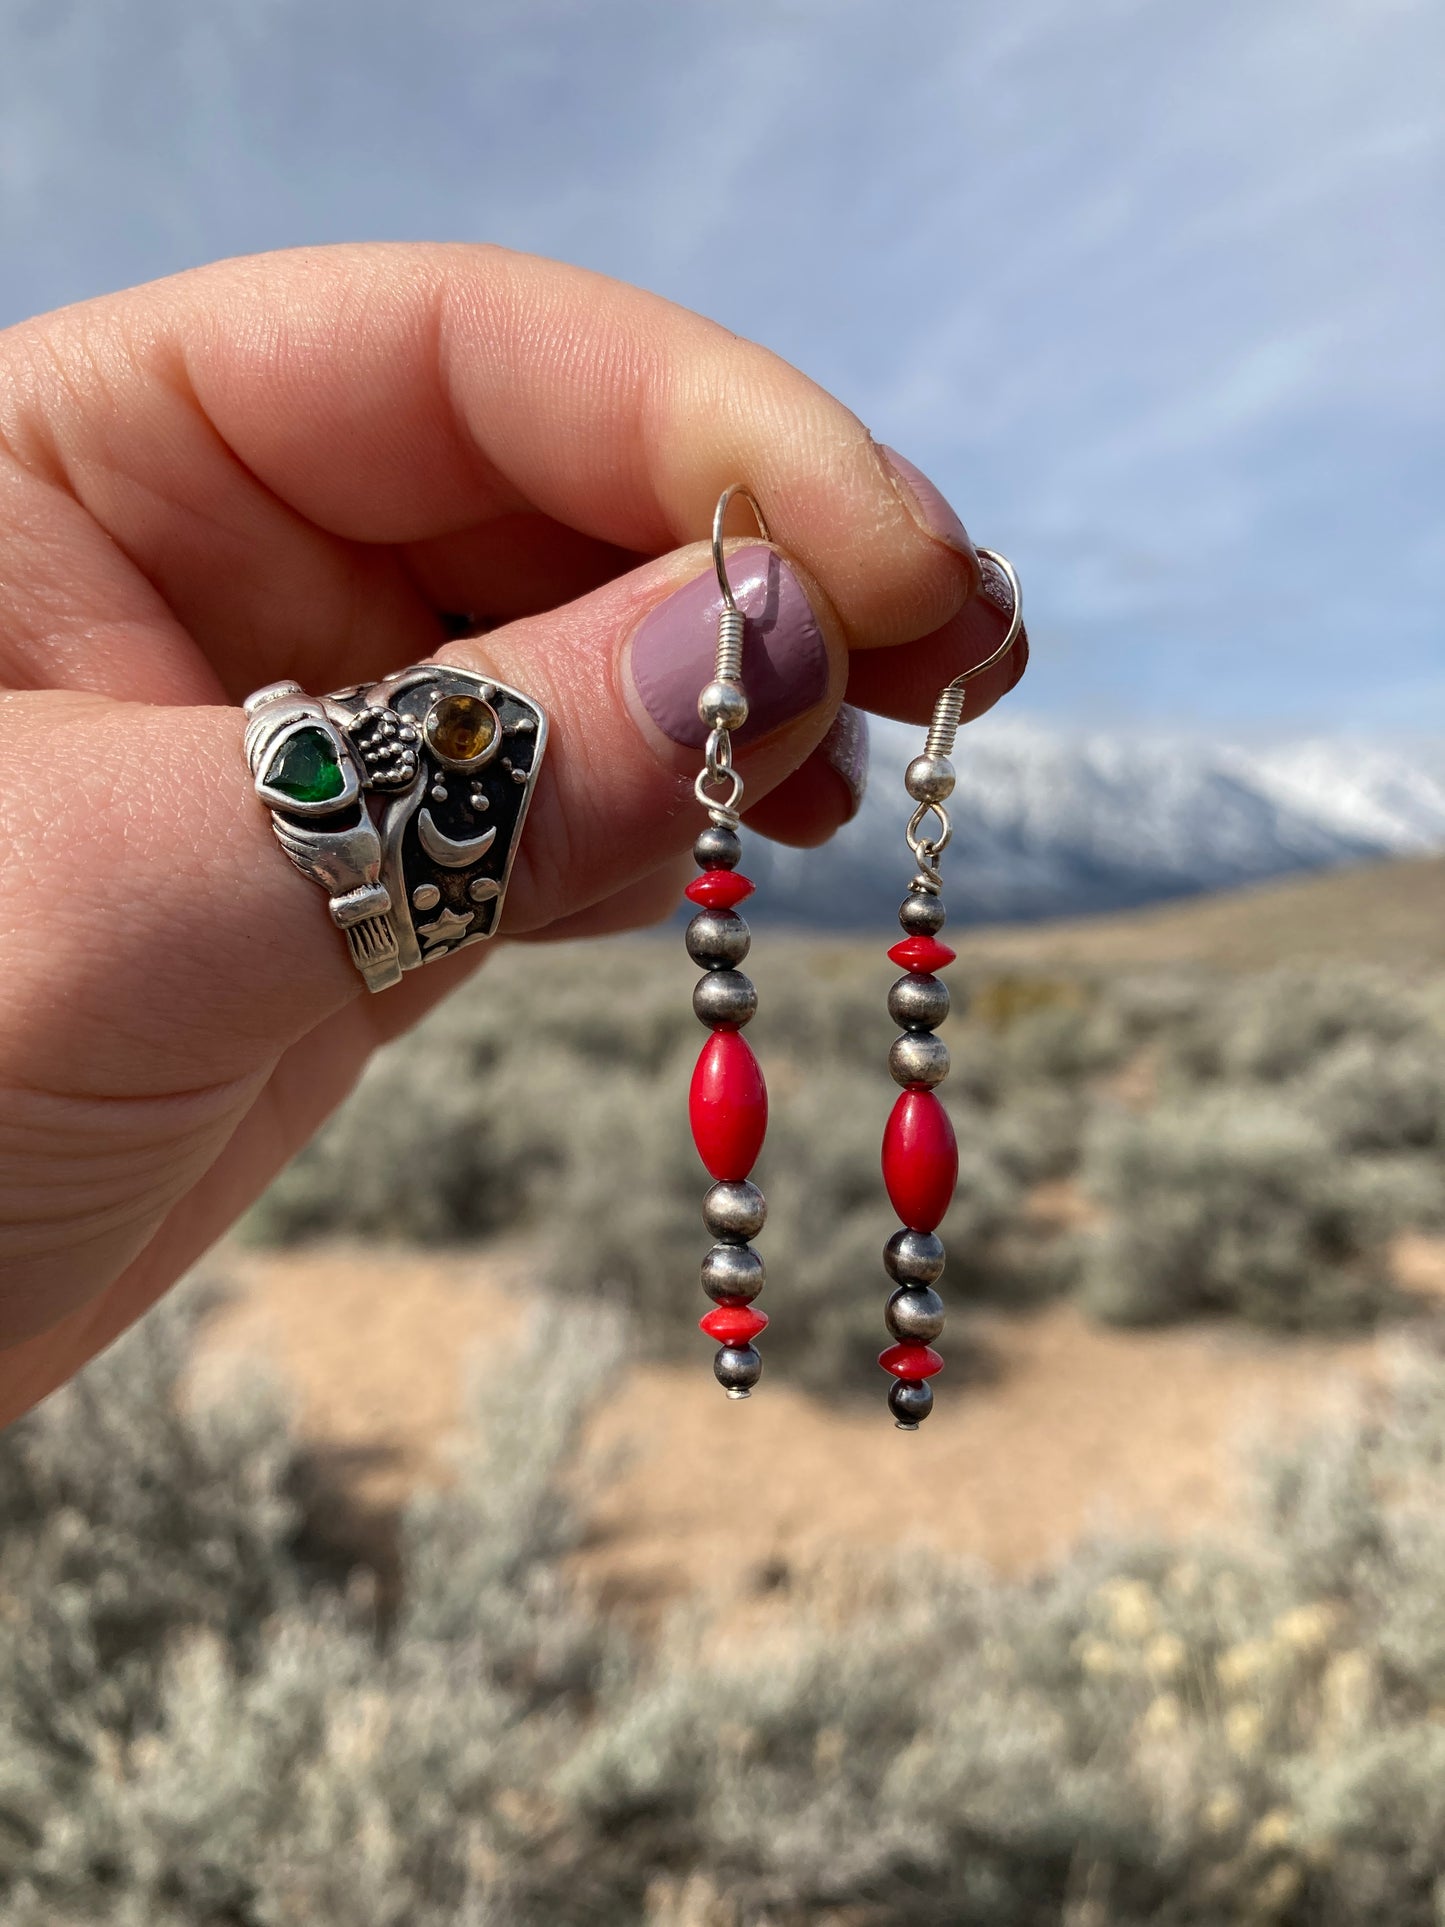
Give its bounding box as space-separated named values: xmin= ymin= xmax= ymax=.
xmin=244 ymin=663 xmax=548 ymax=993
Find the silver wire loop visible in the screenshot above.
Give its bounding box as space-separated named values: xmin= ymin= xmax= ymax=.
xmin=906 ymin=546 xmax=1022 ymax=889
xmin=696 ymin=718 xmax=744 ymax=825
xmin=921 ymin=547 xmax=1022 ymax=761
xmin=906 ymin=802 xmax=951 ymax=891
xmin=711 ymin=484 xmax=771 ymax=627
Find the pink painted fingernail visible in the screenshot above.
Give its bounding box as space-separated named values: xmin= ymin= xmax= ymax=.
xmin=630 ymin=544 xmax=829 ymax=749
xmin=877 ymin=445 xmax=978 ymax=564
xmin=822 ymin=705 xmax=869 ymax=820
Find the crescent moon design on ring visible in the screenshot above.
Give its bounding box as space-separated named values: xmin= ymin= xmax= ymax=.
xmin=417 ymin=809 xmax=498 ymax=868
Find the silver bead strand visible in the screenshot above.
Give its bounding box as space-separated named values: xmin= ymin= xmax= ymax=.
xmin=688 ymin=486 xmax=774 ymax=1400
xmin=883 ymin=548 xmax=1022 ymax=1429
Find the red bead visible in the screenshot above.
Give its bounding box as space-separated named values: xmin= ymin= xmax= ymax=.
xmin=689 ymin=1031 xmax=768 ymax=1181
xmin=879 ymin=1342 xmax=944 ymax=1380
xmin=685 ymin=869 xmax=755 ymax=911
xmin=700 ymin=1303 xmax=769 ymax=1345
xmin=888 ymin=934 xmax=957 ymax=974
xmin=882 ymin=1088 xmax=958 ymax=1232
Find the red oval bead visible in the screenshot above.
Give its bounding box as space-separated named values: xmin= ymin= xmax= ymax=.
xmin=879 ymin=1342 xmax=944 ymax=1380
xmin=689 ymin=1031 xmax=768 ymax=1181
xmin=685 ymin=869 xmax=755 ymax=911
xmin=882 ymin=1088 xmax=958 ymax=1232
xmin=700 ymin=1303 xmax=769 ymax=1345
xmin=887 ymin=934 xmax=956 ymax=974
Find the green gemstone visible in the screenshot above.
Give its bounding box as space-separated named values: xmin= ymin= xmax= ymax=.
xmin=265 ymin=727 xmax=345 ymax=803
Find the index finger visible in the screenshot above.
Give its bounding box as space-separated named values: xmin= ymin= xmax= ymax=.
xmin=3 ymin=244 xmax=984 ymax=680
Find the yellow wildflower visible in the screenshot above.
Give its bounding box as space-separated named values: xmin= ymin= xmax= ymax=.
xmin=1145 ymin=1632 xmax=1188 ymax=1681
xmin=1141 ymin=1693 xmax=1183 ymax=1737
xmin=1216 ymin=1638 xmax=1274 ymax=1693
xmin=1099 ymin=1577 xmax=1158 ymax=1641
xmin=1203 ymin=1788 xmax=1243 ymax=1834
xmin=1272 ymin=1601 xmax=1343 ymax=1658
xmin=1226 ymin=1703 xmax=1265 ymax=1757
xmin=1075 ymin=1635 xmax=1123 ymax=1678
xmin=1250 ymin=1809 xmax=1293 ymax=1854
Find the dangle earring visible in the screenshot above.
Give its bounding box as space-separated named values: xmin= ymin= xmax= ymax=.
xmin=685 ymin=486 xmax=772 ymax=1399
xmin=878 ymin=552 xmax=1023 ymax=1428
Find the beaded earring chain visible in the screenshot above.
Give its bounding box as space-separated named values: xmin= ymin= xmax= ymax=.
xmin=686 ymin=487 xmax=772 ymax=1399
xmin=879 ymin=550 xmax=1023 ymax=1427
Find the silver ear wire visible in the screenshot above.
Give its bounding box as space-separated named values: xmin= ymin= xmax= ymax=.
xmin=905 ymin=547 xmax=1021 ymax=890
xmin=694 ymin=485 xmax=772 ymax=828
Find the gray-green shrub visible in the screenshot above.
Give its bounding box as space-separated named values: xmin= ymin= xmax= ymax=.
xmin=13 ymin=1290 xmax=1445 ymax=1920
xmin=247 ymin=941 xmax=1445 ymax=1349
xmin=1078 ymin=1093 xmax=1405 ymax=1329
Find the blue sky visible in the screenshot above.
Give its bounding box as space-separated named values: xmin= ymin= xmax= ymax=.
xmin=1 ymin=0 xmax=1440 ymax=731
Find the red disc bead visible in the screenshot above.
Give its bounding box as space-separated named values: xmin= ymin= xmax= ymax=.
xmin=685 ymin=869 xmax=756 ymax=911
xmin=888 ymin=934 xmax=957 ymax=974
xmin=882 ymin=1088 xmax=958 ymax=1232
xmin=700 ymin=1303 xmax=769 ymax=1345
xmin=689 ymin=1030 xmax=768 ymax=1181
xmin=879 ymin=1342 xmax=945 ymax=1380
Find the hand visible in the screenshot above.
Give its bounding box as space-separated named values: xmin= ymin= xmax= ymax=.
xmin=0 ymin=243 xmax=1025 ymax=1421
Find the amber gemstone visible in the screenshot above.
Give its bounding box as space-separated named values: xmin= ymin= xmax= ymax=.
xmin=424 ymin=693 xmax=499 ymax=766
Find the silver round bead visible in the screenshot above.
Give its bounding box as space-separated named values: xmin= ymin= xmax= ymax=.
xmin=694 ymin=825 xmax=742 ymax=871
xmin=888 ymin=972 xmax=950 ymax=1031
xmin=904 ymin=754 xmax=956 ymax=804
xmin=703 ymin=1180 xmax=767 ymax=1243
xmin=697 ymin=680 xmax=749 ymax=731
xmin=692 ymin=969 xmax=757 ymax=1030
xmin=886 ymin=1285 xmax=945 ymax=1343
xmin=701 ymin=1243 xmax=765 ymax=1303
xmin=889 ymin=1378 xmax=934 ymax=1428
xmin=714 ymin=1343 xmax=763 ymax=1396
xmin=685 ymin=910 xmax=751 ymax=969
xmin=889 ymin=1031 xmax=950 ymax=1088
xmin=884 ymin=1229 xmax=946 ymax=1285
xmin=899 ymin=891 xmax=947 ymax=936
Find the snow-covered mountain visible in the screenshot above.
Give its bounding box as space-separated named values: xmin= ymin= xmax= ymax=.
xmin=752 ymin=719 xmax=1445 ymax=928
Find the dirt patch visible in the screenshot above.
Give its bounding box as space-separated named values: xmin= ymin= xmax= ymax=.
xmin=206 ymin=1244 xmax=1395 ymax=1608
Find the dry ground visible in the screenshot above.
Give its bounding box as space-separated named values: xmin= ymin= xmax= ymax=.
xmin=203 ymin=1239 xmax=1443 ymax=1609
xmin=954 ymin=853 xmax=1445 ymax=972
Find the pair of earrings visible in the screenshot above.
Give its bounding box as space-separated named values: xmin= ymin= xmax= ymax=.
xmin=683 ymin=485 xmax=1022 ymax=1429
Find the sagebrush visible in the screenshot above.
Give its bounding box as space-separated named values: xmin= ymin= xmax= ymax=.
xmin=9 ymin=1286 xmax=1445 ymax=1921
xmin=247 ymin=940 xmax=1445 ymax=1365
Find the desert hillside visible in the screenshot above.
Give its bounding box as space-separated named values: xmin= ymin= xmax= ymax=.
xmin=958 ymin=851 xmax=1445 ymax=970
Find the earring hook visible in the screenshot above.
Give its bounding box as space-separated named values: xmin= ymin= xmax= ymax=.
xmin=711 ymin=484 xmax=771 ymax=613
xmin=919 ymin=547 xmax=1021 ymax=763
xmin=906 ymin=547 xmax=1023 ymax=891
xmin=694 ymin=485 xmax=771 ymax=830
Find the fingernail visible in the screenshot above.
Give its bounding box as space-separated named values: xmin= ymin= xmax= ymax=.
xmin=822 ymin=705 xmax=869 ymax=819
xmin=877 ymin=445 xmax=978 ymax=564
xmin=1008 ymin=630 xmax=1030 ymax=691
xmin=978 ymin=551 xmax=1017 ymax=616
xmin=630 ymin=544 xmax=829 ymax=749
xmin=977 ymin=551 xmax=1029 ymax=691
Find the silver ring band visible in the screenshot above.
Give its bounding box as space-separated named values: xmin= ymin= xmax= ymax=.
xmin=244 ymin=663 xmax=548 ymax=993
